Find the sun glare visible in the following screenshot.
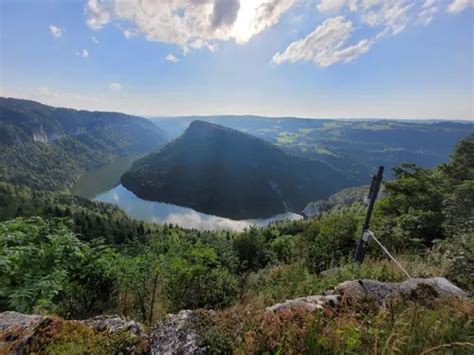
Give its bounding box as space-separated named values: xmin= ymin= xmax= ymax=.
xmin=232 ymin=0 xmax=266 ymax=43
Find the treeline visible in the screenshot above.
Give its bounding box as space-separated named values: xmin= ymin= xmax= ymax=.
xmin=0 ymin=182 xmax=151 ymax=244
xmin=0 ymin=135 xmax=472 ymax=352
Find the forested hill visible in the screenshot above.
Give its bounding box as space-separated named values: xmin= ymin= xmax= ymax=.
xmin=152 ymin=116 xmax=474 ymax=180
xmin=122 ymin=120 xmax=358 ymax=219
xmin=0 ymin=97 xmax=168 ymax=191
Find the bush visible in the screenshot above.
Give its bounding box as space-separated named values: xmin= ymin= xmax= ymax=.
xmin=0 ymin=217 xmax=118 ymax=317
xmin=159 ymin=243 xmax=239 ymax=311
xmin=303 ymin=208 xmax=361 ymax=273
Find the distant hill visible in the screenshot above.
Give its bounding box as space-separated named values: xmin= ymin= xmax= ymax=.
xmin=122 ymin=120 xmax=358 ymax=219
xmin=152 ymin=116 xmax=474 ymax=180
xmin=0 ymin=97 xmax=167 ymax=190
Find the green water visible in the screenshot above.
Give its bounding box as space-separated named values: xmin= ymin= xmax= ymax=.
xmin=71 ymin=154 xmax=303 ymax=231
xmin=71 ymin=154 xmax=141 ymax=199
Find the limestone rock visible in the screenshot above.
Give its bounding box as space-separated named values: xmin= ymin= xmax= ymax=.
xmin=266 ymin=295 xmax=339 ymax=313
xmin=0 ymin=311 xmax=49 ymax=354
xmin=335 ymin=277 xmax=467 ymax=303
xmin=82 ymin=315 xmax=147 ymax=338
xmin=266 ymin=277 xmax=467 ymax=314
xmin=149 ymin=310 xmax=208 ymax=355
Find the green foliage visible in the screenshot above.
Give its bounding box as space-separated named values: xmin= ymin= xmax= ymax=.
xmin=429 ymin=233 xmax=474 ymax=294
xmin=442 ymin=133 xmax=474 ymax=235
xmin=158 ymin=241 xmax=239 ymax=312
xmin=233 ymin=227 xmax=275 ymax=273
xmin=0 ymin=217 xmax=118 ymax=317
xmin=0 ymin=181 xmax=149 ymax=245
xmin=303 ymin=208 xmax=362 ymax=273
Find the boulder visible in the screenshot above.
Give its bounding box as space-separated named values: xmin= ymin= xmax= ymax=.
xmin=335 ymin=277 xmax=468 ymax=303
xmin=266 ymin=295 xmax=338 ymax=313
xmin=149 ymin=310 xmax=208 ymax=355
xmin=266 ymin=277 xmax=467 ymax=313
xmin=0 ymin=311 xmax=49 ymax=354
xmin=82 ymin=315 xmax=147 ymax=338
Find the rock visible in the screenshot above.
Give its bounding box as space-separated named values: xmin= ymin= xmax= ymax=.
xmin=302 ymin=200 xmax=330 ymax=218
xmin=82 ymin=315 xmax=147 ymax=338
xmin=266 ymin=277 xmax=467 ymax=314
xmin=266 ymin=295 xmax=339 ymax=313
xmin=0 ymin=311 xmax=49 ymax=354
xmin=335 ymin=277 xmax=468 ymax=304
xmin=0 ymin=312 xmax=148 ymax=354
xmin=149 ymin=310 xmax=208 ymax=355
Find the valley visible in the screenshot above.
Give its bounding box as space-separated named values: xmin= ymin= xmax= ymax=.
xmin=71 ymin=156 xmax=302 ymax=231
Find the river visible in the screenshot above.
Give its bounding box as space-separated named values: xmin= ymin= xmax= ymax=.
xmin=71 ymin=155 xmax=303 ymax=231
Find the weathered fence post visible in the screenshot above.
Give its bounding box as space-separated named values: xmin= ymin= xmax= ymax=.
xmin=354 ymin=166 xmax=384 ymax=262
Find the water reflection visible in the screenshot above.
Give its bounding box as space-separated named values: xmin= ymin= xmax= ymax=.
xmin=95 ymin=184 xmax=302 ymax=232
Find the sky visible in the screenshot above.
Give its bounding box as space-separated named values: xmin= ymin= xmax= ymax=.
xmin=0 ymin=0 xmax=473 ymax=120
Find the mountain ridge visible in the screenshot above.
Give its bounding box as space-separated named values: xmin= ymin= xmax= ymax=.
xmin=0 ymin=97 xmax=168 ymax=191
xmin=122 ymin=120 xmax=358 ymax=219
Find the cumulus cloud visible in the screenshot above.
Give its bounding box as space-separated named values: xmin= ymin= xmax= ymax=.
xmin=91 ymin=36 xmax=99 ymax=44
xmin=49 ymin=25 xmax=62 ymax=38
xmin=272 ymin=16 xmax=372 ymax=67
xmin=85 ymin=0 xmax=297 ymax=52
xmin=447 ymin=0 xmax=473 ymax=14
xmin=166 ymin=54 xmax=179 ymax=63
xmin=211 ymin=0 xmax=240 ymax=29
xmin=275 ymin=0 xmax=471 ymax=68
xmin=76 ymin=49 xmax=89 ymax=58
xmin=109 ymin=82 xmax=123 ymax=92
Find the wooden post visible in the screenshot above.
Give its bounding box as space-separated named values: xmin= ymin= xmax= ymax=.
xmin=354 ymin=166 xmax=384 ymax=262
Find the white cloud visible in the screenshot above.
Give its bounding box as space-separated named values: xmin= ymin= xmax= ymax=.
xmin=123 ymin=29 xmax=138 ymax=39
xmin=317 ymin=0 xmax=357 ymax=13
xmin=49 ymin=25 xmax=62 ymax=38
xmin=86 ymin=0 xmax=111 ymax=30
xmin=272 ymin=16 xmax=372 ymax=67
xmin=166 ymin=54 xmax=179 ymax=63
xmin=109 ymin=82 xmax=123 ymax=92
xmin=85 ymin=0 xmax=297 ymax=51
xmin=418 ymin=0 xmax=439 ymax=26
xmin=447 ymin=0 xmax=474 ymax=14
xmin=76 ymin=49 xmax=89 ymax=58
xmin=91 ymin=36 xmax=99 ymax=44
xmin=277 ymin=0 xmax=470 ymax=68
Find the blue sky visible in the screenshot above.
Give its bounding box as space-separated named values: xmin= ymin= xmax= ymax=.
xmin=1 ymin=0 xmax=473 ymax=119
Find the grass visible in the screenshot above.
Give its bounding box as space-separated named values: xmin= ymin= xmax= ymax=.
xmin=198 ymin=257 xmax=472 ymax=354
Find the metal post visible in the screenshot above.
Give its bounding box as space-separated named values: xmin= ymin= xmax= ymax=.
xmin=354 ymin=166 xmax=384 ymax=262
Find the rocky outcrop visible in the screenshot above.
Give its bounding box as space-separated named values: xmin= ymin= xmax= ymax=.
xmin=266 ymin=295 xmax=338 ymax=313
xmin=266 ymin=277 xmax=467 ymax=313
xmin=335 ymin=277 xmax=467 ymax=303
xmin=0 ymin=312 xmax=48 ymax=354
xmin=0 ymin=278 xmax=467 ymax=354
xmin=82 ymin=315 xmax=147 ymax=338
xmin=149 ymin=310 xmax=208 ymax=355
xmin=0 ymin=312 xmax=147 ymax=354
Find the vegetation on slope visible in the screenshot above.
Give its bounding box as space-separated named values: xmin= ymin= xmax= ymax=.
xmin=152 ymin=116 xmax=474 ymax=180
xmin=0 ymin=134 xmax=472 ymax=353
xmin=0 ymin=97 xmax=167 ymax=191
xmin=122 ymin=120 xmax=357 ymax=219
